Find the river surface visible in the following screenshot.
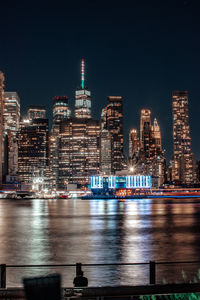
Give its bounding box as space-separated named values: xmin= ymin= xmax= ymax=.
xmin=1 ymin=198 xmax=200 ymax=287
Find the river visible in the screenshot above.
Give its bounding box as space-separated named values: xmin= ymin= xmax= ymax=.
xmin=0 ymin=198 xmax=200 ymax=287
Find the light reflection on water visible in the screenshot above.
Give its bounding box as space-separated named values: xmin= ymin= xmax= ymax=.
xmin=0 ymin=198 xmax=200 ymax=286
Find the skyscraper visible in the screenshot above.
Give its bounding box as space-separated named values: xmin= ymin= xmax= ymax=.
xmin=50 ymin=96 xmax=71 ymax=189
xmin=102 ymin=96 xmax=124 ymax=173
xmin=131 ymin=110 xmax=165 ymax=186
xmin=100 ymin=129 xmax=112 ymax=175
xmin=53 ymin=96 xmax=71 ymax=125
xmin=140 ymin=109 xmax=151 ymax=151
xmin=18 ymin=118 xmax=49 ymax=188
xmin=0 ymin=72 xmax=5 ymax=186
xmin=75 ymin=59 xmax=91 ymax=119
xmin=28 ymin=105 xmax=46 ymax=120
xmin=58 ymin=118 xmax=100 ymax=186
xmin=129 ymin=129 xmax=140 ymax=162
xmin=150 ymin=118 xmax=165 ymax=186
xmin=57 ymin=60 xmax=100 ymax=187
xmin=172 ymin=91 xmax=194 ymax=185
xmin=3 ymin=92 xmax=20 ymax=179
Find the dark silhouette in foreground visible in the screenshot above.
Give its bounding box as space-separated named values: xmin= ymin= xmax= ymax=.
xmin=23 ymin=274 xmax=61 ymax=300
xmin=73 ymin=271 xmax=88 ymax=287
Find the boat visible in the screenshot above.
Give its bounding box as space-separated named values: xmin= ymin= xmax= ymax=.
xmin=60 ymin=194 xmax=72 ymax=199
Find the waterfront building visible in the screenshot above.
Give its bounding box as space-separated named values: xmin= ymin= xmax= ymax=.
xmin=172 ymin=91 xmax=194 ymax=185
xmin=90 ymin=175 xmax=151 ymax=197
xmin=102 ymin=96 xmax=124 ymax=174
xmin=18 ymin=118 xmax=49 ymax=188
xmin=0 ymin=72 xmax=5 ymax=187
xmin=28 ymin=105 xmax=46 ymax=120
xmin=3 ymin=92 xmax=20 ymax=180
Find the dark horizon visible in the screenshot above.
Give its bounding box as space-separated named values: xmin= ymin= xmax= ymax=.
xmin=1 ymin=0 xmax=200 ymax=162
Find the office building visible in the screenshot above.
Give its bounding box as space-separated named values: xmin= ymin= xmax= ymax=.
xmin=50 ymin=96 xmax=71 ymax=189
xmin=53 ymin=96 xmax=71 ymax=125
xmin=129 ymin=129 xmax=140 ymax=159
xmin=100 ymin=129 xmax=112 ymax=175
xmin=18 ymin=118 xmax=49 ymax=187
xmin=58 ymin=118 xmax=100 ymax=186
xmin=140 ymin=109 xmax=151 ymax=149
xmin=131 ymin=110 xmax=165 ymax=186
xmin=28 ymin=105 xmax=46 ymax=120
xmin=3 ymin=92 xmax=20 ymax=179
xmin=172 ymin=91 xmax=194 ymax=184
xmin=0 ymin=72 xmax=5 ymax=186
xmin=102 ymin=96 xmax=124 ymax=174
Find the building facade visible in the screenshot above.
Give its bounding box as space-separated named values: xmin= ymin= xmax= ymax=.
xmin=50 ymin=96 xmax=71 ymax=190
xmin=53 ymin=96 xmax=71 ymax=125
xmin=140 ymin=109 xmax=151 ymax=149
xmin=129 ymin=129 xmax=140 ymax=160
xmin=58 ymin=118 xmax=100 ymax=187
xmin=18 ymin=118 xmax=49 ymax=188
xmin=129 ymin=109 xmax=165 ymax=186
xmin=100 ymin=129 xmax=112 ymax=175
xmin=101 ymin=96 xmax=124 ymax=174
xmin=3 ymin=92 xmax=20 ymax=180
xmin=28 ymin=105 xmax=46 ymax=120
xmin=172 ymin=91 xmax=194 ymax=185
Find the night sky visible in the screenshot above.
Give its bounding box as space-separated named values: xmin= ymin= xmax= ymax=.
xmin=1 ymin=0 xmax=200 ymax=161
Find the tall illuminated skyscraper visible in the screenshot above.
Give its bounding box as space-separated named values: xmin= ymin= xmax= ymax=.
xmin=53 ymin=96 xmax=71 ymax=125
xmin=131 ymin=109 xmax=165 ymax=186
xmin=75 ymin=59 xmax=91 ymax=119
xmin=0 ymin=72 xmax=5 ymax=186
xmin=4 ymin=92 xmax=20 ymax=179
xmin=58 ymin=118 xmax=100 ymax=186
xmin=140 ymin=109 xmax=151 ymax=151
xmin=18 ymin=117 xmax=49 ymax=187
xmin=50 ymin=96 xmax=71 ymax=189
xmin=172 ymin=91 xmax=194 ymax=184
xmin=57 ymin=60 xmax=100 ymax=187
xmin=129 ymin=129 xmax=140 ymax=159
xmin=102 ymin=96 xmax=124 ymax=173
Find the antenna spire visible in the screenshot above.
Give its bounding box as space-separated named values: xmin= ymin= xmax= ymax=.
xmin=81 ymin=59 xmax=85 ymax=89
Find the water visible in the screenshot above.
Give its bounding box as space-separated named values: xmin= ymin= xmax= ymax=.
xmin=0 ymin=198 xmax=200 ymax=287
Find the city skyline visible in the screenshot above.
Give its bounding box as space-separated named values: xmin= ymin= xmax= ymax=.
xmin=1 ymin=0 xmax=200 ymax=161
xmin=1 ymin=61 xmax=197 ymax=163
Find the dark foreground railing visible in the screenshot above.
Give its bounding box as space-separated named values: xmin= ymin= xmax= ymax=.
xmin=1 ymin=260 xmax=200 ymax=289
xmin=1 ymin=283 xmax=200 ymax=299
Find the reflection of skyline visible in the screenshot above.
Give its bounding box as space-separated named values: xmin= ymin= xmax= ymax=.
xmin=0 ymin=198 xmax=200 ymax=286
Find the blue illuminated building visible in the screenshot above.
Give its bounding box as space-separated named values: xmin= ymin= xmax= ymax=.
xmin=90 ymin=175 xmax=151 ymax=196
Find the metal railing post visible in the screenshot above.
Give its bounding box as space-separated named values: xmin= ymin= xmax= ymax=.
xmin=76 ymin=262 xmax=82 ymax=276
xmin=0 ymin=264 xmax=6 ymax=288
xmin=149 ymin=261 xmax=156 ymax=284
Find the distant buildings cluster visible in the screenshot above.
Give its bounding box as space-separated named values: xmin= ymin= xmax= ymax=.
xmin=0 ymin=61 xmax=198 ymax=191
